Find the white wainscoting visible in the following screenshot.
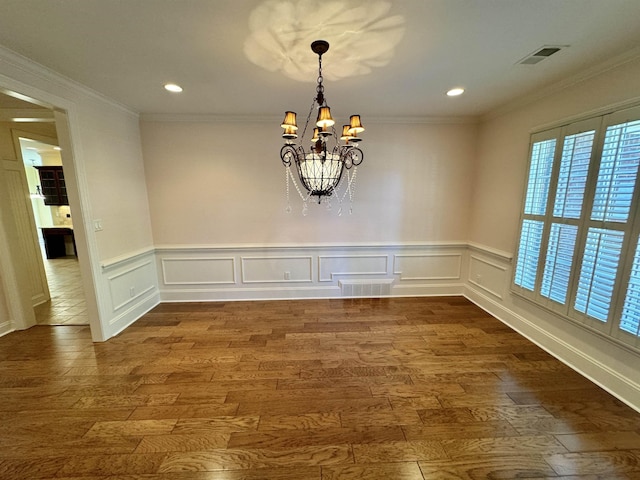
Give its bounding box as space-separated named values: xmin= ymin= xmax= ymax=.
xmin=155 ymin=243 xmax=468 ymax=302
xmin=464 ymin=242 xmax=640 ymax=412
xmin=242 ymin=256 xmax=313 ymax=283
xmin=100 ymin=248 xmax=160 ymax=338
xmin=163 ymin=257 xmax=236 ymax=285
xmin=468 ymin=254 xmax=508 ymax=300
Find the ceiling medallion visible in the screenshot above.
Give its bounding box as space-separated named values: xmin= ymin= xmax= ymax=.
xmin=280 ymin=40 xmax=364 ymax=215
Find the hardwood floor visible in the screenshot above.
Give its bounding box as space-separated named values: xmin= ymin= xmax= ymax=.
xmin=34 ymin=256 xmax=88 ymax=326
xmin=1 ymin=296 xmax=639 ymax=479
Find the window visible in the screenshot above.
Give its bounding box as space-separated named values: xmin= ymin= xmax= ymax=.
xmin=513 ymin=105 xmax=640 ymax=349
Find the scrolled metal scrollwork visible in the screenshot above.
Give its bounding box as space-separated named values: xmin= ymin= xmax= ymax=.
xmin=280 ymin=145 xmax=297 ymax=167
xmin=341 ymin=146 xmax=363 ymax=169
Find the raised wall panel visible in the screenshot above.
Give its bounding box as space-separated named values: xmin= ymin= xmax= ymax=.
xmin=393 ymin=253 xmax=461 ymax=280
xmin=468 ymin=254 xmax=508 ymax=300
xmin=318 ymin=255 xmax=388 ymax=282
xmin=99 ymin=249 xmax=160 ymax=338
xmin=161 ymin=257 xmax=235 ymax=285
xmin=108 ymin=260 xmax=157 ymax=312
xmin=241 ymin=256 xmax=312 ymax=283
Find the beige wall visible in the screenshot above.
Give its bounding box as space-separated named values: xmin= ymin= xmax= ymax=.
xmin=141 ymin=120 xmax=478 ymax=246
xmin=470 ymin=55 xmax=640 ymax=253
xmin=76 ymin=101 xmax=153 ymax=261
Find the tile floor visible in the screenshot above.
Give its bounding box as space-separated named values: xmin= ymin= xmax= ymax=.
xmin=34 ymin=255 xmax=89 ymax=325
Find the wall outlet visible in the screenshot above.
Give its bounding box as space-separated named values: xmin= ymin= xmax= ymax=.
xmin=284 ymin=271 xmax=291 ymax=280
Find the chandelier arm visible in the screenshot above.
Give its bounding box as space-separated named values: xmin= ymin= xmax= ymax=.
xmin=280 ymin=145 xmax=297 ymax=167
xmin=342 ymin=147 xmax=363 ymax=169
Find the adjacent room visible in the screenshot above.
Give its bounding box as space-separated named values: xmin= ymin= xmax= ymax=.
xmin=0 ymin=1 xmax=640 ymax=478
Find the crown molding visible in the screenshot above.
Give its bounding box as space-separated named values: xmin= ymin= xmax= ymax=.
xmin=139 ymin=113 xmax=280 ymax=123
xmin=482 ymin=45 xmax=640 ymax=122
xmin=0 ymin=45 xmax=138 ymax=118
xmin=530 ymin=96 xmax=640 ymax=134
xmin=139 ymin=112 xmax=479 ymax=125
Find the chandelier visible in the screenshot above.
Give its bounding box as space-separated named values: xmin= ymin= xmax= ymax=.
xmin=280 ymin=40 xmax=365 ymax=215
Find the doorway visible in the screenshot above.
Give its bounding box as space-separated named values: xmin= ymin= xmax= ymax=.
xmin=18 ymin=136 xmax=88 ymax=325
xmin=0 ymin=90 xmax=90 ymax=331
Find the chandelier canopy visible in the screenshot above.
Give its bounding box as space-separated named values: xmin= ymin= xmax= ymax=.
xmin=280 ymin=40 xmax=365 ymax=214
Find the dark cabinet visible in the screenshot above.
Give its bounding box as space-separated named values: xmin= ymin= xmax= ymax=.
xmin=41 ymin=227 xmax=76 ymax=258
xmin=34 ymin=166 xmax=68 ymax=205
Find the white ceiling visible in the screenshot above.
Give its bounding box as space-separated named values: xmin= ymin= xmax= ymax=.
xmin=1 ymin=0 xmax=640 ymax=118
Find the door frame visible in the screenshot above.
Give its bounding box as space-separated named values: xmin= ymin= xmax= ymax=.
xmin=0 ymin=79 xmax=105 ymax=341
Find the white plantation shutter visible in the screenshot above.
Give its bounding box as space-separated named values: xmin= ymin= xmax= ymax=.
xmin=513 ymin=105 xmax=640 ymax=349
xmin=620 ymin=237 xmax=640 ymax=336
xmin=524 ymin=139 xmax=556 ymax=215
xmin=553 ymin=131 xmax=594 ymax=219
xmin=575 ymin=228 xmax=624 ymax=322
xmin=541 ymin=223 xmax=578 ymax=304
xmin=514 ymin=220 xmax=544 ymax=291
xmin=591 ymin=119 xmax=640 ymax=223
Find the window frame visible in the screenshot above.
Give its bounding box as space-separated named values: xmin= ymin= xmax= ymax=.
xmin=512 ymin=104 xmax=640 ymax=351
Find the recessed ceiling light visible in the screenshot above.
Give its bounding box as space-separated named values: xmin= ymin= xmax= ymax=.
xmin=164 ymin=83 xmax=183 ymax=93
xmin=446 ymin=88 xmax=465 ymax=97
xmin=53 ymin=146 xmax=62 ymax=151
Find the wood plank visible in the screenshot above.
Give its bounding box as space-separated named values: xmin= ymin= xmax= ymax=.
xmin=352 ymin=440 xmax=448 ymax=463
xmin=546 ymin=451 xmax=640 ymax=475
xmin=83 ymin=419 xmax=177 ymax=437
xmin=134 ymin=433 xmax=230 ymax=453
xmin=158 ymin=445 xmax=353 ymax=471
xmin=257 ymin=413 xmax=342 ymax=431
xmin=56 ymin=453 xmax=167 ymax=476
xmin=418 ymin=455 xmax=557 ymax=479
xmin=227 ymin=426 xmax=405 ymax=449
xmin=441 ymin=435 xmax=568 ymax=458
xmin=554 ymin=431 xmax=640 ymax=452
xmin=321 ymin=462 xmax=426 ymax=480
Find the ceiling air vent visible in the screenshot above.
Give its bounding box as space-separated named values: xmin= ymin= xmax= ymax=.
xmin=517 ymin=45 xmax=567 ymax=65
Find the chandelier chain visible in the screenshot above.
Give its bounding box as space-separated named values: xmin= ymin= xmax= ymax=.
xmin=300 ymin=97 xmax=316 ymax=141
xmin=317 ymin=55 xmax=325 ymax=98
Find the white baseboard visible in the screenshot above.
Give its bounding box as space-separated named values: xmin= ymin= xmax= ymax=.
xmin=160 ymin=285 xmax=341 ymax=302
xmin=106 ymin=290 xmax=161 ymax=338
xmin=0 ymin=321 xmax=13 ymax=338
